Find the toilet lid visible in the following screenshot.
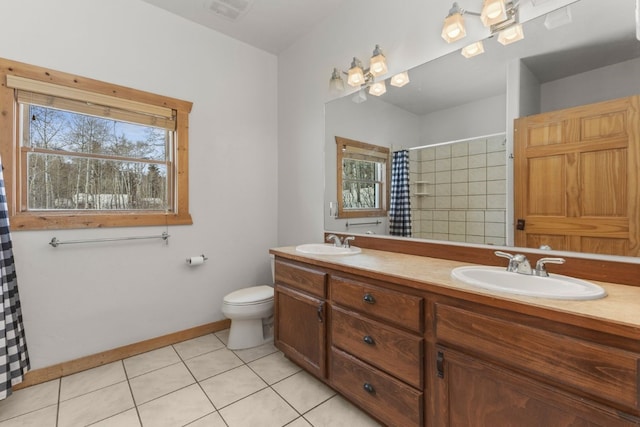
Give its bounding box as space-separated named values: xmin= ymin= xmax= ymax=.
xmin=224 ymin=285 xmax=274 ymax=305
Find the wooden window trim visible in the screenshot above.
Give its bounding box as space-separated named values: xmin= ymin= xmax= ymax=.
xmin=335 ymin=136 xmax=390 ymax=219
xmin=0 ymin=57 xmax=193 ymax=230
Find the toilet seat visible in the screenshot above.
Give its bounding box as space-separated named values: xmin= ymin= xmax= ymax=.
xmin=223 ymin=285 xmax=274 ymax=306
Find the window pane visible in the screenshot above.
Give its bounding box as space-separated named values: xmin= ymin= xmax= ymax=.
xmin=342 ymin=158 xmax=382 ymax=209
xmin=25 ymin=105 xmax=167 ymax=161
xmin=27 ymin=153 xmax=168 ymax=211
xmin=342 ymin=181 xmax=380 ymax=209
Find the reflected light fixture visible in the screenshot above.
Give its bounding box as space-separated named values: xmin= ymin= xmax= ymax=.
xmin=497 ymin=22 xmax=524 ymax=45
xmin=369 ymin=80 xmax=386 ymax=96
xmin=390 ymin=71 xmax=410 ymax=87
xmin=441 ymin=1 xmax=523 ymax=56
xmin=461 ymin=41 xmax=485 ymax=58
xmin=330 ymin=45 xmax=410 ymax=101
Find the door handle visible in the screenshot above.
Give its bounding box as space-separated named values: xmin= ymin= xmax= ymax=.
xmin=317 ymin=303 xmax=324 ymax=323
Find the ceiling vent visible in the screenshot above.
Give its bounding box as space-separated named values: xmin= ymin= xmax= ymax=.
xmin=207 ymin=0 xmax=254 ymax=21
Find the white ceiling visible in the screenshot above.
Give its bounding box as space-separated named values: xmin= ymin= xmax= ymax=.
xmin=141 ymin=0 xmax=349 ymax=54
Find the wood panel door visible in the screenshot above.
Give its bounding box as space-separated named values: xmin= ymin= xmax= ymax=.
xmin=514 ymin=95 xmax=640 ymax=256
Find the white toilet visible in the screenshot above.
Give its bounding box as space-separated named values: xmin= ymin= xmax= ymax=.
xmin=222 ymin=285 xmax=274 ymax=350
xmin=222 ymin=256 xmax=276 ymax=350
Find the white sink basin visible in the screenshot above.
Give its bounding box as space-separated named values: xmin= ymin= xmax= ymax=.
xmin=451 ymin=266 xmax=607 ymax=300
xmin=295 ymin=243 xmax=361 ymax=255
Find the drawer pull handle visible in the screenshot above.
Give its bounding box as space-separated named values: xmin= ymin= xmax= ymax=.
xmin=363 ymin=335 xmax=375 ymax=345
xmin=363 ymin=382 xmax=375 ymax=394
xmin=363 ymin=293 xmax=376 ymax=304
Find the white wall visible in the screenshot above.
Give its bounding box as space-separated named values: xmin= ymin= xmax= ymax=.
xmin=0 ymin=0 xmax=278 ymax=368
xmin=541 ymin=57 xmax=640 ymax=112
xmin=419 ymin=94 xmax=507 ymax=145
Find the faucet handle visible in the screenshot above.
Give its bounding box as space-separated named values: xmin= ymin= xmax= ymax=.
xmin=534 ymin=257 xmax=565 ymax=277
xmin=343 ymin=236 xmax=355 ymax=248
xmin=495 ymin=251 xmax=515 ymax=261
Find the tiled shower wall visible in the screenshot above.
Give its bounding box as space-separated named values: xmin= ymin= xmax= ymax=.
xmin=409 ymin=134 xmax=507 ymax=245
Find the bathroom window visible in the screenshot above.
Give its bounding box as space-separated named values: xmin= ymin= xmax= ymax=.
xmin=0 ymin=57 xmax=193 ymax=230
xmin=335 ymin=136 xmax=390 ymax=219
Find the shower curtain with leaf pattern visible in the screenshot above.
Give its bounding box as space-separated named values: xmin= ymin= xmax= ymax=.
xmin=0 ymin=162 xmax=30 ymax=400
xmin=389 ymin=150 xmax=412 ymax=237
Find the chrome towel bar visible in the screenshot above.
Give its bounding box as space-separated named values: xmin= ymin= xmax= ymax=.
xmin=49 ymin=232 xmax=169 ymax=247
xmin=345 ymin=220 xmax=382 ymax=228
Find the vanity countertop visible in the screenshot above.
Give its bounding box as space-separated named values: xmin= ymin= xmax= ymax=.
xmin=270 ymin=246 xmax=640 ymax=339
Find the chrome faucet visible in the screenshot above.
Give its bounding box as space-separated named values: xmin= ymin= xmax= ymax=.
xmin=326 ymin=234 xmax=343 ymax=247
xmin=343 ymin=236 xmax=355 ymax=248
xmin=495 ymin=251 xmax=532 ymax=275
xmin=534 ymin=257 xmax=565 ymax=277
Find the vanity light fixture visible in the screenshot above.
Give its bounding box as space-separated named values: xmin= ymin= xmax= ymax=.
xmin=441 ymin=1 xmax=524 ymax=55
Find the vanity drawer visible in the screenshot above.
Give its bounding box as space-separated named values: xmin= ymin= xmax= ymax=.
xmin=330 ymin=347 xmax=423 ymax=427
xmin=331 ymin=306 xmax=423 ymax=389
xmin=330 ymin=276 xmax=423 ymax=332
xmin=435 ymin=303 xmax=640 ymax=411
xmin=275 ymin=259 xmax=327 ymax=298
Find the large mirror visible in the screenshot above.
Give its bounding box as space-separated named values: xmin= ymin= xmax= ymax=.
xmin=325 ymin=0 xmax=640 ymax=258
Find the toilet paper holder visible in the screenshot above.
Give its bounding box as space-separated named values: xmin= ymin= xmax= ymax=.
xmin=186 ymin=254 xmax=208 ymax=265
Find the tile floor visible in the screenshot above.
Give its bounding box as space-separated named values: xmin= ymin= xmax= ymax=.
xmin=0 ymin=330 xmax=381 ymax=427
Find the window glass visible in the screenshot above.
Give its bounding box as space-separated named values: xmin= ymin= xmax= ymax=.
xmin=22 ymin=105 xmax=171 ymax=212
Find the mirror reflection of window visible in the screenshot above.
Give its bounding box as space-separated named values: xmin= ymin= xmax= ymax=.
xmin=335 ymin=136 xmax=390 ymax=219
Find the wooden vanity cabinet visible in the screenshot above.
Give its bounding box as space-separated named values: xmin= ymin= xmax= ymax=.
xmin=273 ymin=259 xmax=328 ymax=379
xmin=435 ymin=347 xmax=638 ymax=427
xmin=272 ymin=255 xmax=640 ymax=426
xmin=434 ymin=301 xmax=640 ymax=426
xmin=328 ymin=274 xmax=425 ymax=427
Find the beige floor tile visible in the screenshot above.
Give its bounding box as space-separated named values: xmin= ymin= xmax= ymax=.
xmin=123 ymin=346 xmax=181 ymax=378
xmin=0 ymin=405 xmax=57 ymax=427
xmin=60 ymin=361 xmax=127 ymax=401
xmin=303 ymin=395 xmax=381 ymax=427
xmin=214 ymin=329 xmax=229 ymax=346
xmin=173 ymin=334 xmax=225 ymax=361
xmin=185 ymin=412 xmax=227 ymax=426
xmin=200 ymin=365 xmax=267 ymax=409
xmin=0 ymin=380 xmax=59 ymax=422
xmin=286 ymin=417 xmax=313 ymax=427
xmin=58 ymin=381 xmax=134 ymax=427
xmin=218 ymin=388 xmax=298 ymax=427
xmin=271 ymin=370 xmax=335 ymax=413
xmin=137 ymin=384 xmax=214 ymax=427
xmin=129 ymin=362 xmax=195 ymax=405
xmin=232 ymin=341 xmax=278 ymax=363
xmin=247 ymin=351 xmax=301 ymax=385
xmin=90 ymin=408 xmax=141 ymax=426
xmin=184 ymin=348 xmax=243 ymax=382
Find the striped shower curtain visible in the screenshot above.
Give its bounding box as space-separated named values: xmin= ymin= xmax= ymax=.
xmin=389 ymin=150 xmax=412 ymax=237
xmin=0 ymin=163 xmax=30 ymax=400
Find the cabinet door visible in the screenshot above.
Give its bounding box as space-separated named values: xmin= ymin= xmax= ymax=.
xmin=274 ymin=284 xmax=326 ymax=379
xmin=435 ymin=347 xmax=640 ymax=427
